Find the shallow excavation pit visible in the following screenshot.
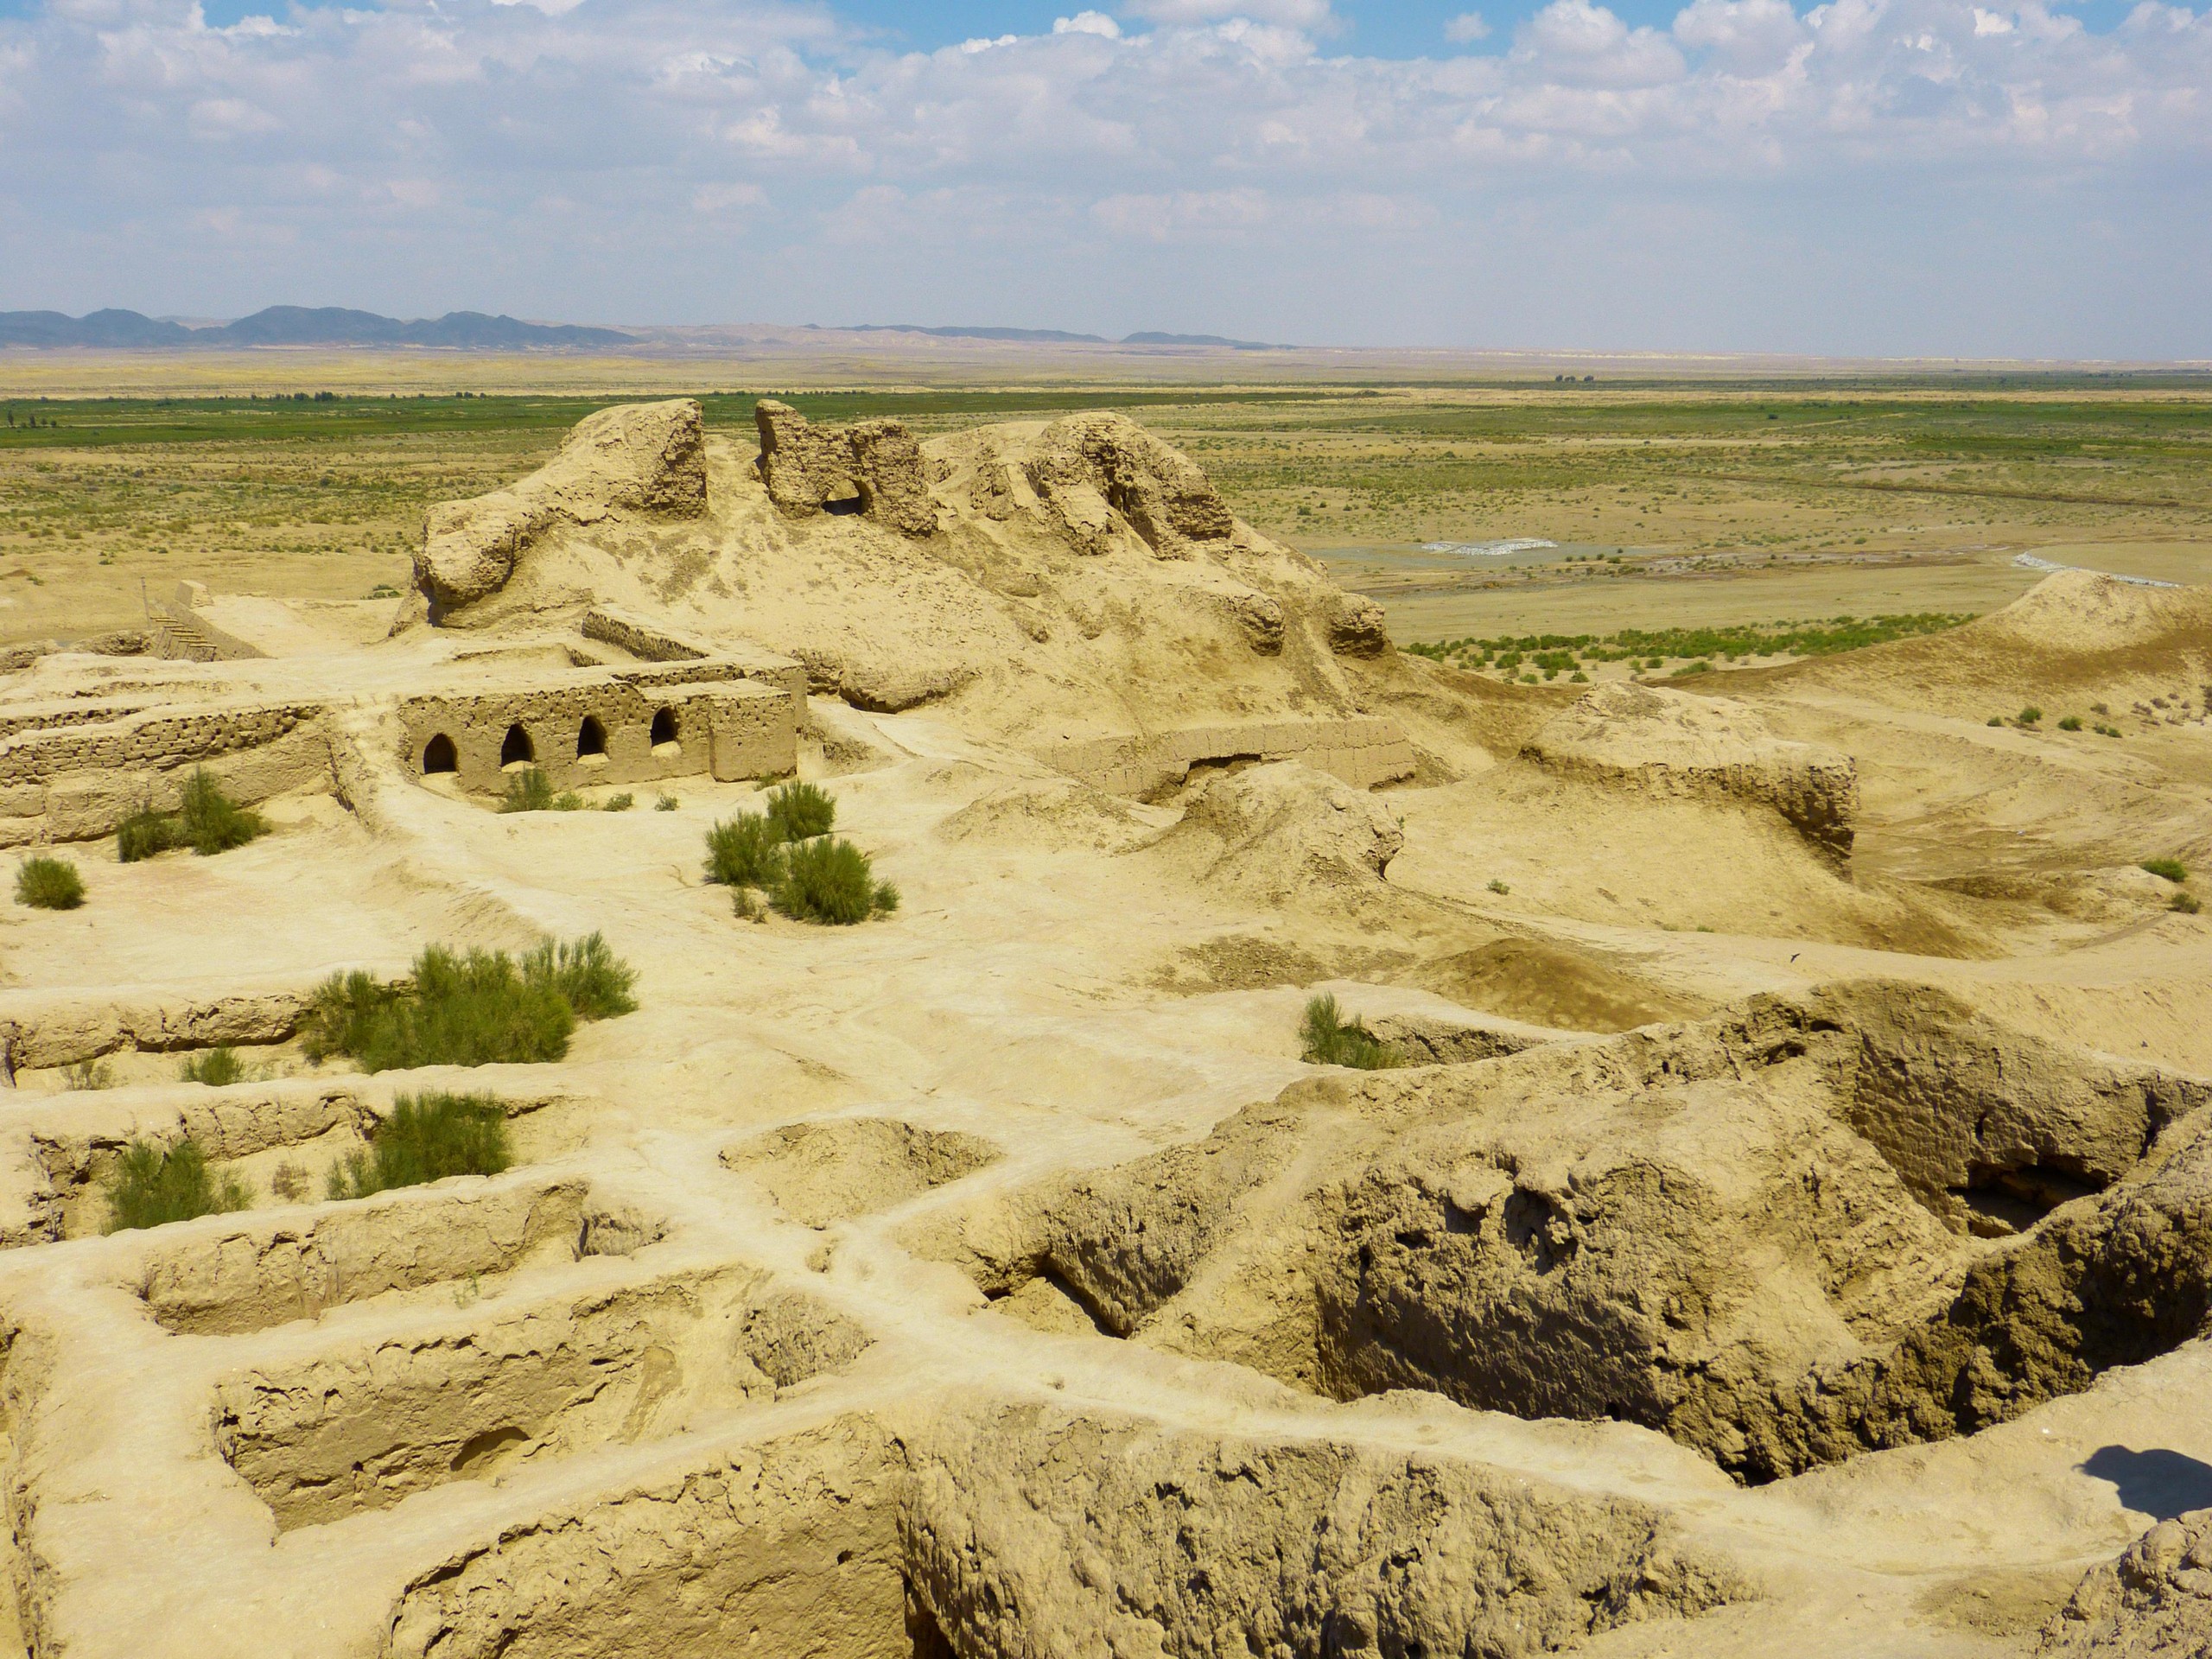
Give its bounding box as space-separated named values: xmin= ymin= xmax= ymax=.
xmin=947 ymin=982 xmax=2212 ymax=1485
xmin=213 ymin=1267 xmax=872 ymax=1529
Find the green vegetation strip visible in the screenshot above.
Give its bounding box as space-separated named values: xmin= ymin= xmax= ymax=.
xmin=1407 ymin=612 xmax=1974 ymax=668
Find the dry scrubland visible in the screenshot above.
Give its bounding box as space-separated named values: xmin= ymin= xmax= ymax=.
xmin=0 ymin=361 xmax=2203 ymax=1658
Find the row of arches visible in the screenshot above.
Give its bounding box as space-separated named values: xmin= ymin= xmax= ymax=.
xmin=420 ymin=708 xmax=682 ymax=776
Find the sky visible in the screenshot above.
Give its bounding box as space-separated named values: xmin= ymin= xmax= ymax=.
xmin=0 ymin=0 xmax=2206 ymax=356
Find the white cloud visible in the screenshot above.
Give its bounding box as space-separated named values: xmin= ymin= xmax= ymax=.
xmin=1052 ymin=11 xmax=1122 ymax=38
xmin=1446 ymin=12 xmax=1491 ymax=42
xmin=0 ymin=0 xmax=2207 ymax=351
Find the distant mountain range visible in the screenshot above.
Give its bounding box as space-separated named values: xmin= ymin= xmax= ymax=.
xmin=829 ymin=323 xmax=1292 ymax=350
xmin=0 ymin=307 xmax=637 ymax=350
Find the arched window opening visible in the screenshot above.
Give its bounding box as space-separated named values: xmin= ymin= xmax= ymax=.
xmin=576 ymin=715 xmax=608 ymax=760
xmin=422 ymin=734 xmax=458 ymax=774
xmin=649 ymin=708 xmax=680 ymax=753
xmin=499 ymin=722 xmax=535 ymax=768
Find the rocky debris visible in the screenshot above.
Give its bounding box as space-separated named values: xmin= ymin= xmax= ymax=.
xmin=415 ymin=399 xmax=706 ymax=613
xmin=736 ymin=1289 xmax=874 ymax=1388
xmin=1022 ymin=411 xmax=1234 ymax=557
xmin=902 ymin=1402 xmax=1751 ymax=1659
xmin=1325 ymin=590 xmax=1394 ymax=658
xmin=1147 ymin=760 xmax=1405 ymax=908
xmin=753 ymin=400 xmax=935 ymax=537
xmin=1525 ymin=681 xmax=1859 ymax=859
xmin=722 ymin=1117 xmax=1001 ymax=1228
xmin=2043 ymin=1509 xmax=2212 ymax=1656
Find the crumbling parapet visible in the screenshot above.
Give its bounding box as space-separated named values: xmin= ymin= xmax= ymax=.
xmin=1024 ymin=411 xmax=1234 ymax=557
xmin=753 ymin=401 xmax=936 ymax=538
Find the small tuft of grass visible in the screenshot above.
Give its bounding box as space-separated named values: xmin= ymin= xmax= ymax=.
xmin=551 ymin=790 xmax=586 ymax=811
xmin=2173 ymin=892 xmax=2202 ymax=916
xmin=772 ymin=836 xmax=898 ymax=925
xmin=179 ymin=1046 xmax=245 ymax=1086
xmin=705 ymin=811 xmax=786 ymax=888
xmin=117 ymin=808 xmax=176 ymax=862
xmin=103 ymin=1138 xmax=252 ymax=1232
xmin=270 ymin=1160 xmax=310 ymax=1203
xmin=1300 ymin=994 xmax=1402 ymax=1070
xmin=654 ymin=794 xmax=679 ymax=811
xmin=1487 ymin=878 xmax=1510 ymax=894
xmin=2143 ymin=857 xmax=2189 ymax=884
xmin=15 ymin=855 xmax=83 ymax=910
xmin=1986 ymin=715 xmax=2004 ymax=728
xmin=326 ymin=1091 xmax=512 ymax=1199
xmin=61 ymin=1058 xmax=115 ymax=1090
xmin=302 ymin=936 xmax=634 ymax=1072
xmin=2017 ymin=707 xmax=2043 ymax=726
xmin=2057 ymin=715 xmax=2082 ymax=732
xmin=2097 ymin=723 xmax=2124 ymax=738
xmin=765 ymin=780 xmax=836 ymax=842
xmin=499 ymin=768 xmax=556 ymax=813
xmin=604 ymin=792 xmax=635 ymax=812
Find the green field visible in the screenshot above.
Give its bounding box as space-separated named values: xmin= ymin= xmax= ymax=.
xmin=1 ymin=376 xmax=2207 ymax=645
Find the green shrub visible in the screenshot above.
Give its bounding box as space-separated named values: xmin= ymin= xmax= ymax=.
xmin=655 ymin=794 xmax=679 ymax=811
xmin=2098 ymin=723 xmax=2124 ymax=738
xmin=499 ymin=768 xmax=556 ymax=813
xmin=1487 ymin=878 xmax=1510 ymax=895
xmin=520 ymin=931 xmax=638 ymax=1020
xmin=15 ymin=855 xmax=83 ymax=910
xmin=178 ymin=769 xmax=267 ymax=854
xmin=1987 ymin=716 xmax=2005 ymax=727
xmin=604 ymin=793 xmax=635 ymax=812
xmin=103 ymin=1138 xmax=252 ymax=1232
xmin=115 ymin=771 xmax=266 ymax=860
xmin=705 ymin=811 xmax=786 ymax=887
xmin=772 ymin=836 xmax=897 ymax=925
xmin=1300 ymin=994 xmax=1401 ymax=1070
xmin=2143 ymin=857 xmax=2189 ymax=884
xmin=179 ymin=1046 xmax=245 ymax=1086
xmin=765 ymin=780 xmax=836 ymax=842
xmin=326 ymin=1091 xmax=512 ymax=1199
xmin=551 ymin=791 xmax=586 ymax=811
xmin=2173 ymin=892 xmax=2202 ymax=916
xmin=2018 ymin=706 xmax=2043 ymax=725
xmin=117 ymin=807 xmax=179 ymax=862
xmin=2057 ymin=715 xmax=2082 ymax=732
xmin=302 ymin=937 xmax=636 ymax=1071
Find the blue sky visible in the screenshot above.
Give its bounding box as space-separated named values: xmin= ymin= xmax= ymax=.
xmin=0 ymin=0 xmax=2205 ymax=354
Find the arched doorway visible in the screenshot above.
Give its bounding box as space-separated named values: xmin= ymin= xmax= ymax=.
xmin=649 ymin=708 xmax=680 ymax=753
xmin=422 ymin=734 xmax=458 ymax=774
xmin=500 ymin=723 xmax=535 ymax=768
xmin=576 ymin=715 xmax=608 ymax=760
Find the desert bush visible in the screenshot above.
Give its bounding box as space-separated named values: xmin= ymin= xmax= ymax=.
xmin=1986 ymin=716 xmax=2005 ymax=728
xmin=1487 ymin=878 xmax=1510 ymax=895
xmin=178 ymin=769 xmax=267 ymax=854
xmin=604 ymin=792 xmax=635 ymax=812
xmin=2173 ymin=893 xmax=2202 ymax=916
xmin=15 ymin=855 xmax=83 ymax=910
xmin=270 ymin=1160 xmax=310 ymax=1203
xmin=1300 ymin=994 xmax=1401 ymax=1071
xmin=117 ymin=771 xmax=267 ymax=860
xmin=766 ymin=780 xmax=836 ymax=842
xmin=772 ymin=836 xmax=898 ymax=925
xmin=104 ymin=1138 xmax=252 ymax=1232
xmin=655 ymin=794 xmax=679 ymax=811
xmin=705 ymin=811 xmax=786 ymax=887
xmin=520 ymin=931 xmax=638 ymax=1020
xmin=2018 ymin=707 xmax=2043 ymax=725
xmin=303 ymin=937 xmax=636 ymax=1071
xmin=326 ymin=1091 xmax=511 ymax=1199
xmin=117 ymin=808 xmax=176 ymax=862
xmin=499 ymin=768 xmax=556 ymax=813
xmin=2057 ymin=715 xmax=2082 ymax=732
xmin=179 ymin=1046 xmax=245 ymax=1086
xmin=552 ymin=790 xmax=586 ymax=811
xmin=2144 ymin=858 xmax=2190 ymax=884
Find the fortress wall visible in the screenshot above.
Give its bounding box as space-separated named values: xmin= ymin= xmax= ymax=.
xmin=1041 ymin=715 xmax=1415 ymax=798
xmin=398 ymin=670 xmax=796 ymax=794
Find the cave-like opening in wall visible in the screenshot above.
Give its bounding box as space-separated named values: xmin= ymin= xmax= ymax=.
xmin=422 ymin=734 xmax=457 ymax=774
xmin=650 ymin=708 xmax=680 ymax=754
xmin=577 ymin=715 xmax=608 ymax=760
xmin=500 ymin=723 xmax=535 ymax=769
